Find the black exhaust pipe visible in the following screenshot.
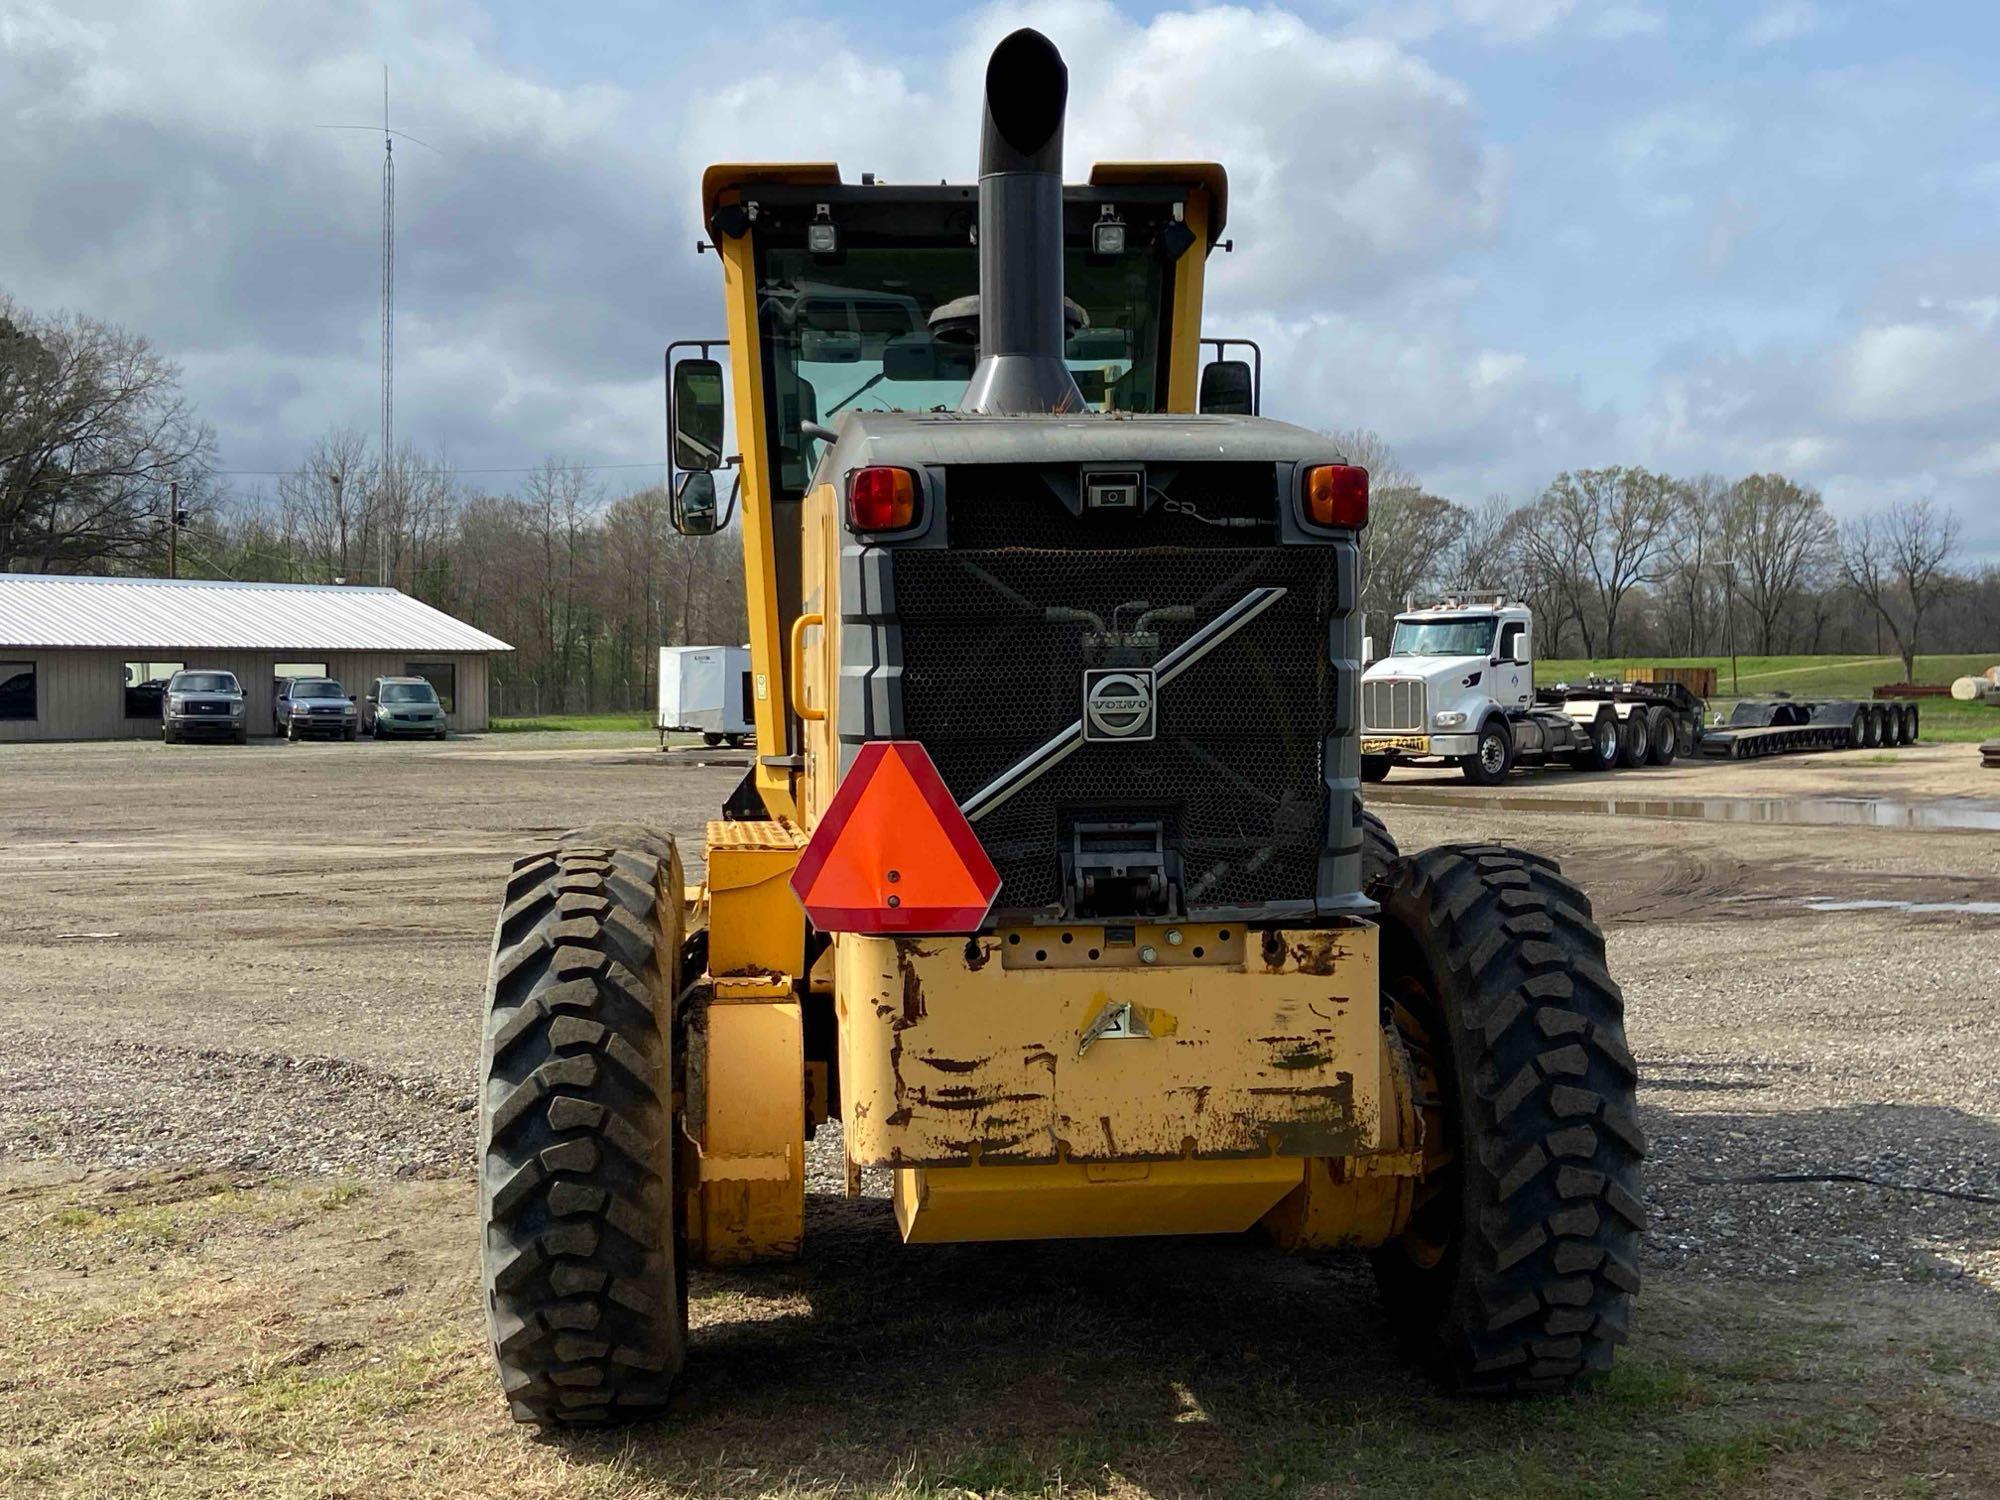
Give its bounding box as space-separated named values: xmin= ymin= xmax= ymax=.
xmin=958 ymin=29 xmax=1087 ymax=416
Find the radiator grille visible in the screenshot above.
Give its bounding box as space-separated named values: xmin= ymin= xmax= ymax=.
xmin=1363 ymin=677 xmax=1427 ymax=732
xmin=893 ymin=536 xmax=1337 ymax=916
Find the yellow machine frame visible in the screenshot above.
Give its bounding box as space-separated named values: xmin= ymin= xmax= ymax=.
xmin=680 ymin=161 xmax=1417 ymax=1260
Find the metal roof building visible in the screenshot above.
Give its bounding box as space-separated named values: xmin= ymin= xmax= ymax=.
xmin=0 ymin=574 xmax=513 ymax=741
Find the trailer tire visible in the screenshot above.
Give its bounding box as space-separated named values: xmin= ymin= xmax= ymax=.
xmin=1460 ymin=720 xmax=1514 ymax=786
xmin=1371 ymin=843 xmax=1643 ymax=1394
xmin=1361 ymin=808 xmax=1399 ymax=893
xmin=1568 ymin=711 xmax=1618 ymax=773
xmin=1362 ymin=755 xmax=1392 ymax=784
xmin=480 ymin=826 xmax=689 ymax=1427
xmin=1615 ymin=711 xmax=1649 ymax=768
xmin=1645 ymin=707 xmax=1677 ymax=766
xmin=1905 ymin=704 xmax=1920 ymax=744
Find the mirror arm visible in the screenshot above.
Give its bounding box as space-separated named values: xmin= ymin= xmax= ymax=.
xmin=800 ymin=420 xmax=839 ymax=444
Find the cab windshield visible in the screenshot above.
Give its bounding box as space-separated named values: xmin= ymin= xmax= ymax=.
xmin=171 ymin=672 xmax=238 ymax=693
xmin=290 ymin=680 xmax=343 ymax=698
xmin=757 ymin=245 xmax=1170 ymax=497
xmin=1388 ymin=618 xmax=1498 ymax=658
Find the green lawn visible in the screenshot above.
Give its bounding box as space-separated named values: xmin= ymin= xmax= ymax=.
xmin=1536 ymin=653 xmax=2000 ymax=743
xmin=489 ymin=712 xmax=654 ymax=734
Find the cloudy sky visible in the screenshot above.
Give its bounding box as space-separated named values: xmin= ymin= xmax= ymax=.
xmin=4 ymin=0 xmax=1996 ymax=552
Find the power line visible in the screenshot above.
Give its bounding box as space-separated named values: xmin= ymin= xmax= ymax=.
xmin=212 ymin=460 xmax=665 ymax=479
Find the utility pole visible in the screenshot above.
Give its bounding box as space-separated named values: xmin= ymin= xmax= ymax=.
xmin=330 ymin=471 xmax=343 ymax=583
xmin=1720 ymin=557 xmax=1739 ymax=698
xmin=167 ymin=480 xmax=179 ymax=580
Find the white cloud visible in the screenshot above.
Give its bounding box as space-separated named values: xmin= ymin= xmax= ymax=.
xmin=1740 ymin=1 xmax=1820 ymax=47
xmin=691 ymin=2 xmax=1502 ymax=309
xmin=1833 ymin=318 xmax=2000 ymax=424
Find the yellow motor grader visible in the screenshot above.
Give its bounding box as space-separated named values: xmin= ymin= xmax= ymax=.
xmin=477 ymin=29 xmax=1642 ymax=1425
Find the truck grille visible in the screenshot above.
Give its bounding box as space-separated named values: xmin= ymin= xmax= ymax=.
xmin=1363 ymin=677 xmax=1427 ymax=732
xmin=893 ymin=536 xmax=1338 ymax=917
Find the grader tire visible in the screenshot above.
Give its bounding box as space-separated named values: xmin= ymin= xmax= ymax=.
xmin=1371 ymin=844 xmax=1643 ymax=1394
xmin=1360 ymin=808 xmax=1400 ymax=893
xmin=479 ymin=825 xmax=688 ymax=1426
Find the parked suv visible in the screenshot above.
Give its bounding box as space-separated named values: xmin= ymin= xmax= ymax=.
xmin=162 ymin=669 xmax=247 ymax=744
xmin=363 ymin=676 xmax=447 ymax=739
xmin=275 ymin=676 xmax=359 ymax=741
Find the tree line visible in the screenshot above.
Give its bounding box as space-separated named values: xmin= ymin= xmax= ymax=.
xmin=1337 ymin=428 xmax=1990 ymax=680
xmin=4 ymin=295 xmax=1992 ymax=714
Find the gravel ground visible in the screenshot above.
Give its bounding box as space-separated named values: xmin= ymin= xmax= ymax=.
xmin=0 ymin=733 xmax=1995 ymax=1296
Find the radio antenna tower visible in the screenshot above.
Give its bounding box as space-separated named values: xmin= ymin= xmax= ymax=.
xmin=381 ymin=66 xmax=394 ymax=475
xmin=315 ymin=74 xmax=440 ymax=487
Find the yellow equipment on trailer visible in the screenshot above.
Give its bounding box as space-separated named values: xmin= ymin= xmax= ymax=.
xmin=477 ymin=29 xmax=1643 ymax=1426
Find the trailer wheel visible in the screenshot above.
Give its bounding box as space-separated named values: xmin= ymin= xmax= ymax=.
xmin=1905 ymin=704 xmax=1920 ymax=744
xmin=1615 ymin=711 xmax=1649 ymax=768
xmin=1372 ymin=844 xmax=1643 ymax=1394
xmin=1361 ymin=755 xmax=1392 ymax=783
xmin=1568 ymin=711 xmax=1618 ymax=773
xmin=480 ymin=826 xmax=689 ymax=1426
xmin=1460 ymin=720 xmax=1514 ymax=786
xmin=1645 ymin=707 xmax=1677 ymax=766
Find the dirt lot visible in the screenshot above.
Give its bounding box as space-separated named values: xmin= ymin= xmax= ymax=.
xmin=1 ymin=735 xmax=1996 ymax=1498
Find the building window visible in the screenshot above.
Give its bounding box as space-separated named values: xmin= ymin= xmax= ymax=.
xmin=273 ymin=661 xmax=329 ymax=697
xmin=0 ymin=661 xmax=34 ymax=721
xmin=124 ymin=661 xmax=186 ymax=719
xmin=406 ymin=661 xmax=456 ymax=714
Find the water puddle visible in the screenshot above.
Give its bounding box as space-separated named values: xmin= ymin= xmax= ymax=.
xmin=1791 ymin=897 xmax=2000 ymax=916
xmin=1370 ymin=789 xmax=2000 ymax=832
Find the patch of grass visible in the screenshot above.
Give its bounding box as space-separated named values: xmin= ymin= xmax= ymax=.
xmin=489 ymin=712 xmax=654 ymax=733
xmin=1538 ymin=653 xmax=2000 ymax=742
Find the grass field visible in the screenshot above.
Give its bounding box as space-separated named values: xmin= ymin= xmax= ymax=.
xmin=489 ymin=711 xmax=654 ymax=733
xmin=1537 ymin=653 xmax=2000 ymax=743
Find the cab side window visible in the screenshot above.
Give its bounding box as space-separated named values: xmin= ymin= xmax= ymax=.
xmin=1498 ymin=623 xmax=1527 ymax=662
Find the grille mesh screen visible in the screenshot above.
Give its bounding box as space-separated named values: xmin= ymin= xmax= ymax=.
xmin=1363 ymin=677 xmax=1427 ymax=731
xmin=894 ymin=523 xmax=1338 ymax=915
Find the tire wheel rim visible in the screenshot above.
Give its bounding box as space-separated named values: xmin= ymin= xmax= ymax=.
xmin=1598 ymin=721 xmax=1617 ymax=758
xmin=1386 ymin=973 xmax=1457 ymax=1271
xmin=1481 ymin=734 xmax=1506 ymax=774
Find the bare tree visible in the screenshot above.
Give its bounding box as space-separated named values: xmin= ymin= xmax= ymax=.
xmin=1659 ymin=474 xmax=1728 ymax=655
xmin=0 ymin=296 xmax=214 ymax=572
xmin=1445 ymin=495 xmax=1517 ymax=594
xmin=1724 ymin=474 xmax=1837 ymax=653
xmin=1839 ymin=498 xmax=1962 ymax=680
xmin=1529 ymin=468 xmax=1678 ymax=656
xmin=276 ymin=430 xmax=376 ymax=582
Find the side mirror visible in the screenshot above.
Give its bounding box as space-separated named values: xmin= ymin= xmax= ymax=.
xmin=1199 ymin=359 xmax=1255 ymax=415
xmin=669 ymin=357 xmax=726 ymax=472
xmin=672 ymin=470 xmax=720 ymax=536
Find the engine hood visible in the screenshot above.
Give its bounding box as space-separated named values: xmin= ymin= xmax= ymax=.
xmin=1362 ymin=654 xmax=1488 ymax=685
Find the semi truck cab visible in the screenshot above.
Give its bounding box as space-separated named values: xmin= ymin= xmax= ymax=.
xmin=1362 ymin=597 xmax=1633 ymax=783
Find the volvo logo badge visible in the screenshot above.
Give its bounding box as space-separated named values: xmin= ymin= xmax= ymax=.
xmin=1082 ymin=668 xmax=1156 ymax=742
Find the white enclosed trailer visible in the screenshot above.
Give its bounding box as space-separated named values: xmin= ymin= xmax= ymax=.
xmin=657 ymin=645 xmax=753 ymax=748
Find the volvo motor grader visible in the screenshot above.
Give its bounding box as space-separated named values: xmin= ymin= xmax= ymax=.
xmin=478 ymin=29 xmax=1643 ymax=1425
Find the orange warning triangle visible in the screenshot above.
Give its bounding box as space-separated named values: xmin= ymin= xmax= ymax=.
xmin=790 ymin=741 xmax=1000 ymax=934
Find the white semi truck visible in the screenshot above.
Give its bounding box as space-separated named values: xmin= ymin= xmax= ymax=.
xmin=1360 ymin=597 xmax=1699 ymax=784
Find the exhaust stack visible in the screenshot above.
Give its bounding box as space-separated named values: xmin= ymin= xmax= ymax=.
xmin=958 ymin=29 xmax=1087 ymax=417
